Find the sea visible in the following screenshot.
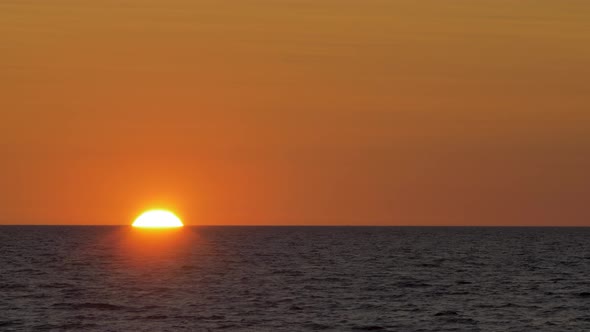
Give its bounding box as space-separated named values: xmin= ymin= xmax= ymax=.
xmin=1 ymin=226 xmax=589 ymax=331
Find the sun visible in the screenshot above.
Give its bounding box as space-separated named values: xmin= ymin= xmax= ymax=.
xmin=132 ymin=210 xmax=184 ymax=228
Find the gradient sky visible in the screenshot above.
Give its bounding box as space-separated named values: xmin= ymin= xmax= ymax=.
xmin=1 ymin=0 xmax=589 ymax=225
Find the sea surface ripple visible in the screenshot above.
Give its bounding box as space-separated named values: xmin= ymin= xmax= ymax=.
xmin=0 ymin=226 xmax=589 ymax=331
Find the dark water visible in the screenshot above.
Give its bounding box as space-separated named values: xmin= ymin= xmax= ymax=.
xmin=1 ymin=227 xmax=589 ymax=331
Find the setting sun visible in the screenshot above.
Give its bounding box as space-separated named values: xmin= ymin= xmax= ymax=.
xmin=132 ymin=210 xmax=184 ymax=228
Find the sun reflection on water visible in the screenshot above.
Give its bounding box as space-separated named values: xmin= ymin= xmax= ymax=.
xmin=118 ymin=226 xmax=199 ymax=266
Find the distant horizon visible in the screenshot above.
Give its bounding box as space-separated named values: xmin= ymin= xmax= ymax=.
xmin=1 ymin=224 xmax=588 ymax=228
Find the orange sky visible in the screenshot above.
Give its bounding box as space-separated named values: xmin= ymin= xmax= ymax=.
xmin=1 ymin=0 xmax=589 ymax=225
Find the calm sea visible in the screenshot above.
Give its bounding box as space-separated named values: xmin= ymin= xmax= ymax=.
xmin=1 ymin=226 xmax=589 ymax=331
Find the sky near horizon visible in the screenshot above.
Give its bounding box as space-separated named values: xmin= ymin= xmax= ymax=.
xmin=1 ymin=0 xmax=589 ymax=225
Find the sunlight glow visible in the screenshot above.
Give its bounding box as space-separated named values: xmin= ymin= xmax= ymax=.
xmin=132 ymin=210 xmax=184 ymax=228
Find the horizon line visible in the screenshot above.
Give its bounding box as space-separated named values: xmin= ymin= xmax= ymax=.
xmin=0 ymin=224 xmax=588 ymax=228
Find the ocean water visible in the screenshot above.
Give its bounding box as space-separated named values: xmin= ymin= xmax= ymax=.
xmin=1 ymin=226 xmax=589 ymax=331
